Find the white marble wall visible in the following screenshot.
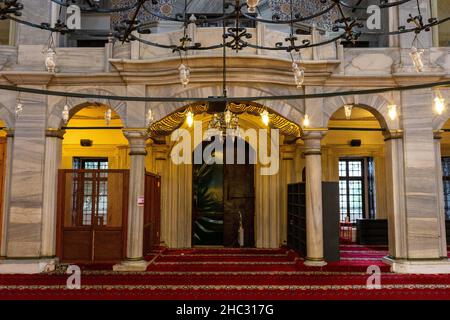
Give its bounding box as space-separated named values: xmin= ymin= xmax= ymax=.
xmin=401 ymin=89 xmax=445 ymax=259
xmin=6 ymin=89 xmax=47 ymax=258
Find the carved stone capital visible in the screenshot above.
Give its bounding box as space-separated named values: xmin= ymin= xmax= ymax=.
xmin=45 ymin=128 xmax=66 ymax=139
xmin=301 ymin=129 xmax=327 ymax=156
xmin=383 ymin=130 xmax=403 ymax=141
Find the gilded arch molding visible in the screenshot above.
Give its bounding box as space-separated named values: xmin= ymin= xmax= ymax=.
xmin=149 ymin=102 xmax=301 ymax=138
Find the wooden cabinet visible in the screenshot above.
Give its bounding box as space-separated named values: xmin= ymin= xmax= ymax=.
xmin=287 ymin=183 xmax=306 ymax=257
xmin=287 ymin=182 xmax=340 ymax=262
xmin=356 ymin=219 xmax=388 ymax=245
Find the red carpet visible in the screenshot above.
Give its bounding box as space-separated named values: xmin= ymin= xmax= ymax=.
xmin=0 ymin=245 xmax=450 ymax=300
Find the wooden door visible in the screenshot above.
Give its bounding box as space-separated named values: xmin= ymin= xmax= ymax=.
xmin=0 ymin=138 xmax=6 ymax=253
xmin=223 ymin=141 xmax=255 ymax=247
xmin=57 ymin=169 xmax=129 ymax=264
xmin=143 ymin=172 xmax=161 ymax=255
xmin=192 ymin=138 xmax=255 ymax=247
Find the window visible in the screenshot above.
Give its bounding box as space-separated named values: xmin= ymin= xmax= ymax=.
xmin=72 ymin=157 xmax=109 ymax=226
xmin=442 ymin=157 xmax=450 ymax=219
xmin=190 ymin=13 xmax=256 ymax=28
xmin=339 ymin=159 xmax=365 ymax=223
xmin=63 ymin=0 xmax=111 ymax=47
xmin=73 ymin=157 xmax=108 ymax=169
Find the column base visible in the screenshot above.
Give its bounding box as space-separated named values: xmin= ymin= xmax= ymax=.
xmin=304 ymin=258 xmax=327 ymax=267
xmin=383 ymin=256 xmax=450 ymax=274
xmin=0 ymin=258 xmax=58 ymax=274
xmin=113 ymin=259 xmax=150 ymax=272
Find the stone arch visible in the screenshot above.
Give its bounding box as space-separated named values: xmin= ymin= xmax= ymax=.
xmin=48 ymin=87 xmax=127 ymax=128
xmin=149 ymin=83 xmax=304 ymax=126
xmin=323 ymin=93 xmax=395 ymax=130
xmin=0 ymin=101 xmax=15 ymax=129
xmin=152 ymin=100 xmax=301 ymax=156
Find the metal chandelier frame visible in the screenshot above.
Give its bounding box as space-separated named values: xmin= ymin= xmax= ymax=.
xmin=0 ymin=0 xmax=449 ymax=104
xmin=1 ymin=0 xmax=449 ymax=53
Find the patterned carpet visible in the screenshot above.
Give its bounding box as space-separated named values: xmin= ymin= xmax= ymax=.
xmin=1 ymin=245 xmax=450 ymax=300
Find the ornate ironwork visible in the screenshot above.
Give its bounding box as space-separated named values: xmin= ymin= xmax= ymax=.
xmin=0 ymin=0 xmax=23 ymax=19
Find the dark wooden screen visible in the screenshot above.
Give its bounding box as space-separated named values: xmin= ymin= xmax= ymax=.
xmin=57 ymin=169 xmax=129 ymax=264
xmin=143 ymin=172 xmax=161 ymax=255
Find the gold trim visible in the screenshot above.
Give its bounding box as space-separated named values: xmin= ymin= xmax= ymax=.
xmin=148 ymin=102 xmax=301 ymax=138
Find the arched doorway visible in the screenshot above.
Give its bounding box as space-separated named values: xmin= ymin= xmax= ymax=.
xmin=57 ymin=104 xmax=130 ymax=264
xmin=148 ymin=102 xmax=301 ymax=249
xmin=192 ymin=137 xmax=255 ymax=247
xmin=324 ymin=105 xmax=390 ymax=262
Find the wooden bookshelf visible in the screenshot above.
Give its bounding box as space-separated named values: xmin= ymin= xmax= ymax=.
xmin=287 ymin=182 xmax=340 ymax=262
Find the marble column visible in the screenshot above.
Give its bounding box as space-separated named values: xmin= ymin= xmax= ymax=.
xmin=383 ymin=130 xmax=407 ymax=259
xmin=114 ymin=129 xmax=149 ymax=271
xmin=0 ymin=130 xmax=14 ymax=257
xmin=401 ymin=90 xmax=442 ymax=260
xmin=433 ymin=131 xmax=448 ymax=258
xmin=301 ymin=130 xmax=327 ymax=267
xmin=6 ymin=90 xmax=47 ymax=258
xmin=40 ymin=129 xmax=65 ymax=258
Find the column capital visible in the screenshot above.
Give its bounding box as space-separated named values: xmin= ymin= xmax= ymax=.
xmin=301 ymin=129 xmax=326 ymax=156
xmin=123 ymin=128 xmax=149 ymax=156
xmin=300 ymin=129 xmax=327 ymax=140
xmin=45 ymin=128 xmax=66 ymax=139
xmin=384 ymin=129 xmax=403 ymax=141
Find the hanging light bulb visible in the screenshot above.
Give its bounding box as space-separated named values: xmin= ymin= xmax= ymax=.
xmin=247 ymin=0 xmax=260 ymax=13
xmin=434 ymin=95 xmax=446 ymax=115
xmin=15 ymin=101 xmax=23 ymax=118
xmin=303 ymin=114 xmax=310 ymax=128
xmin=105 ymin=108 xmax=112 ymax=126
xmin=224 ymin=109 xmax=232 ymax=126
xmin=45 ymin=48 xmax=57 ymax=73
xmin=62 ymin=104 xmax=70 ymax=124
xmin=344 ymin=105 xmax=353 ymax=120
xmin=388 ymin=104 xmax=397 ymax=121
xmin=410 ymin=46 xmax=424 ymax=73
xmin=179 ymin=63 xmax=190 ymax=86
xmin=146 ymin=109 xmax=154 ymax=127
xmin=292 ymin=62 xmax=305 ymax=88
xmin=186 ymin=110 xmax=194 ymax=128
xmin=261 ymin=109 xmax=270 ymax=126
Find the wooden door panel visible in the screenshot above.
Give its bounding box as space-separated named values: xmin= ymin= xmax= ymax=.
xmin=0 ymin=138 xmax=5 ymax=253
xmin=143 ymin=173 xmax=161 ymax=255
xmin=93 ymin=230 xmax=123 ymax=261
xmin=62 ymin=230 xmax=92 ymax=261
xmin=57 ymin=169 xmax=129 ymax=264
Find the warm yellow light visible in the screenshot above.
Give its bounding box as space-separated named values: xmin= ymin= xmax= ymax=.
xmin=434 ymin=96 xmax=446 ymax=115
xmin=247 ymin=0 xmax=260 ymax=13
xmin=261 ymin=110 xmax=270 ymax=126
xmin=186 ymin=110 xmax=194 ymax=127
xmin=303 ymin=114 xmax=310 ymax=127
xmin=344 ymin=104 xmax=353 ymax=120
xmin=388 ymin=104 xmax=397 ymax=121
